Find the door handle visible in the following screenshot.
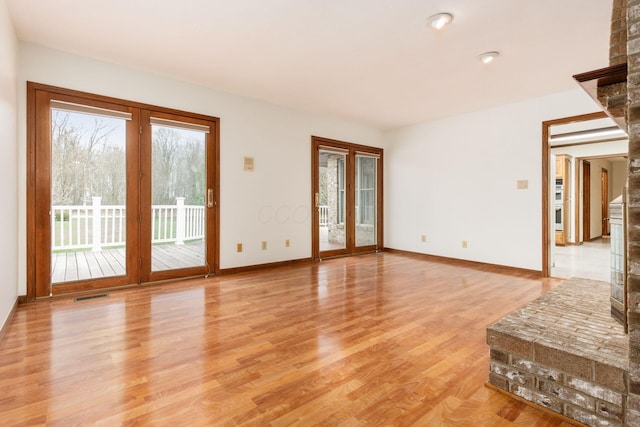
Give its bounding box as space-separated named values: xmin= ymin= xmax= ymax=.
xmin=315 ymin=192 xmax=319 ymax=208
xmin=207 ymin=189 xmax=214 ymax=208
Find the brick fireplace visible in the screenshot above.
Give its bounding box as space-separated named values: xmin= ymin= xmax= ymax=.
xmin=488 ymin=0 xmax=640 ymax=425
xmin=625 ymin=0 xmax=640 ymax=422
xmin=488 ymin=279 xmax=628 ymax=425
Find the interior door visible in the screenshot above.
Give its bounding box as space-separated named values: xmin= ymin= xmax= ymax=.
xmin=312 ymin=136 xmax=383 ymax=259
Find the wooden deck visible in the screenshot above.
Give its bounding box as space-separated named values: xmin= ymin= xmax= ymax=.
xmin=0 ymin=253 xmax=570 ymax=425
xmin=51 ymin=240 xmax=205 ymax=283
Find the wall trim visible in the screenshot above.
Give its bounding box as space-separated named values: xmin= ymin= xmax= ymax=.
xmin=383 ymin=248 xmax=543 ymax=279
xmin=0 ymin=298 xmax=19 ymax=344
xmin=219 ymin=257 xmax=314 ymax=275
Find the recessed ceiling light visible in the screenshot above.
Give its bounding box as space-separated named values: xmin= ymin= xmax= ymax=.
xmin=479 ymin=51 xmax=500 ymax=64
xmin=426 ymin=13 xmax=453 ymax=30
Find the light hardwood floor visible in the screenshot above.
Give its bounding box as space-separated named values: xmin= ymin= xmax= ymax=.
xmin=0 ymin=253 xmax=575 ymax=426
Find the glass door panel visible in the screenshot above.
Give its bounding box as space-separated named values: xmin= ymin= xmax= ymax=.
xmin=318 ymin=149 xmax=348 ymax=253
xmin=355 ymin=154 xmax=377 ymax=247
xmin=50 ymin=105 xmax=128 ymax=283
xmin=30 ymin=84 xmax=219 ymax=298
xmin=312 ymin=136 xmax=383 ymax=260
xmin=150 ymin=120 xmax=207 ymax=271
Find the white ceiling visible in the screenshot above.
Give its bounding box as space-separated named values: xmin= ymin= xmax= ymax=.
xmin=5 ymin=0 xmax=612 ymax=130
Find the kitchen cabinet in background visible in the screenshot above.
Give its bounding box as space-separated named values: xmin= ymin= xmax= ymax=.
xmin=555 ymin=154 xmax=571 ymax=246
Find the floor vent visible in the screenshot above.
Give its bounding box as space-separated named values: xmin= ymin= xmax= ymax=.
xmin=74 ymin=293 xmax=109 ymax=302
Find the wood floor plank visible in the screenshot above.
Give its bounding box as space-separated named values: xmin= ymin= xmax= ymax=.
xmin=0 ymin=253 xmax=572 ymax=426
xmin=84 ymin=251 xmax=104 ymax=279
xmin=73 ymin=250 xmax=90 ymax=280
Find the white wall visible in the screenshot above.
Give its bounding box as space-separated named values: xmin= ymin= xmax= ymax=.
xmin=17 ymin=43 xmax=384 ymax=294
xmin=611 ymin=159 xmax=627 ymax=201
xmin=0 ymin=0 xmax=19 ymax=326
xmin=13 ymin=42 xmax=611 ymax=294
xmin=384 ymin=89 xmax=600 ymax=271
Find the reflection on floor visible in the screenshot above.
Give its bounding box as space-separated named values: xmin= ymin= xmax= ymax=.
xmin=551 ymin=237 xmax=610 ymax=282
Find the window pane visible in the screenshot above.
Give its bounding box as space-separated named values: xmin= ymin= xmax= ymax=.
xmin=355 ymin=155 xmax=377 ymax=247
xmin=319 ymin=150 xmax=347 ymax=251
xmin=151 ymin=123 xmax=207 ymax=271
xmin=50 ymin=108 xmax=127 ymax=283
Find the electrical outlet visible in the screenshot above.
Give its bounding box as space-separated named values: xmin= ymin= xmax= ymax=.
xmin=462 ymin=240 xmax=468 ymax=248
xmin=285 ymin=239 xmax=290 ymax=247
xmin=261 ymin=241 xmax=267 ymax=250
xmin=421 ymin=234 xmax=427 ymax=243
xmin=237 ymin=243 xmax=243 ymax=252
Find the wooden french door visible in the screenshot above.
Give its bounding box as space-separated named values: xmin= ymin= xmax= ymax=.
xmin=311 ymin=136 xmax=383 ymax=259
xmin=140 ymin=110 xmax=218 ymax=283
xmin=27 ymin=83 xmax=219 ymax=298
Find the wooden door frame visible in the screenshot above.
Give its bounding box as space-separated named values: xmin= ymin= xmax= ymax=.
xmin=26 ymin=82 xmax=220 ymax=300
xmin=139 ymin=109 xmax=219 ymax=283
xmin=562 ymin=156 xmax=571 ymax=245
xmin=583 ymin=161 xmax=591 ymax=241
xmin=602 ymin=168 xmax=609 ymax=236
xmin=311 ymin=136 xmax=383 ymax=260
xmin=574 ymin=160 xmax=581 ymax=244
xmin=28 ymin=84 xmax=141 ymax=298
xmin=311 ymin=140 xmax=351 ymax=259
xmin=541 ymin=112 xmax=607 ymax=277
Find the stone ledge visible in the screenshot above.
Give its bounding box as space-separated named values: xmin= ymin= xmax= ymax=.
xmin=487 ymin=278 xmax=629 ymax=371
xmin=487 ymin=278 xmax=629 ymax=426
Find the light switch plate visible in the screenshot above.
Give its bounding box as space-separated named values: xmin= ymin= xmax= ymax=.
xmin=517 ymin=180 xmax=528 ymax=190
xmin=243 ymin=156 xmax=254 ymax=171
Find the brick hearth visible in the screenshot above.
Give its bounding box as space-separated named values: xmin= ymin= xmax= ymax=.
xmin=487 ymin=278 xmax=629 ymax=426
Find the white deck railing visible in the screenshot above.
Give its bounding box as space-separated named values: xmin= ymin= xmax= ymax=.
xmin=319 ymin=205 xmax=329 ymax=226
xmin=52 ymin=196 xmax=205 ymax=252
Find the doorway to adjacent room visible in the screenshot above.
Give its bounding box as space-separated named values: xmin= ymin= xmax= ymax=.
xmin=542 ymin=112 xmax=627 ymax=281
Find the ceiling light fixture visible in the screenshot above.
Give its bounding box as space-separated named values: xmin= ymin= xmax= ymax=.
xmin=427 ymin=13 xmax=453 ymax=30
xmin=479 ymin=51 xmax=500 ymax=64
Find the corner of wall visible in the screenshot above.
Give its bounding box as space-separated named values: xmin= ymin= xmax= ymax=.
xmin=0 ymin=0 xmax=21 ymax=328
